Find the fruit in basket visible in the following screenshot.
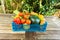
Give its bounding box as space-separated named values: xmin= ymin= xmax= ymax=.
xmin=13 ymin=18 xmax=21 ymax=24
xmin=25 ymin=19 xmax=31 ymax=24
xmin=31 ymin=12 xmax=38 ymax=16
xmin=24 ymin=15 xmax=30 ymax=19
xmin=40 ymin=19 xmax=45 ymax=25
xmin=23 ymin=24 xmax=30 ymax=30
xmin=21 ymin=19 xmax=26 ymax=24
xmin=39 ymin=14 xmax=44 ymax=20
xmin=25 ymin=12 xmax=29 ymax=15
xmin=36 ymin=19 xmax=40 ymax=24
xmin=20 ymin=16 xmax=23 ymax=19
xmin=19 ymin=12 xmax=24 ymax=16
xmin=30 ymin=15 xmax=40 ymax=24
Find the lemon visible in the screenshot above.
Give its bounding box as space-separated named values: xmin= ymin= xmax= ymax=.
xmin=39 ymin=14 xmax=44 ymax=20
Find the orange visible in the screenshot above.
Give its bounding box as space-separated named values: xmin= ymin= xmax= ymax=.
xmin=25 ymin=19 xmax=31 ymax=24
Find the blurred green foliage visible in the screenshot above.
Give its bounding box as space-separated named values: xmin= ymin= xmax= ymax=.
xmin=0 ymin=0 xmax=1 ymax=5
xmin=40 ymin=0 xmax=56 ymax=15
xmin=40 ymin=0 xmax=60 ymax=16
xmin=20 ymin=0 xmax=40 ymax=13
xmin=0 ymin=6 xmax=3 ymax=13
xmin=4 ymin=0 xmax=60 ymax=16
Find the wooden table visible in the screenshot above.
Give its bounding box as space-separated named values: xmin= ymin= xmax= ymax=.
xmin=0 ymin=14 xmax=60 ymax=40
xmin=0 ymin=14 xmax=36 ymax=40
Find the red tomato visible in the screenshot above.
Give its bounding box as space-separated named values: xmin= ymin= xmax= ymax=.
xmin=25 ymin=12 xmax=29 ymax=15
xmin=13 ymin=18 xmax=21 ymax=24
xmin=19 ymin=12 xmax=24 ymax=16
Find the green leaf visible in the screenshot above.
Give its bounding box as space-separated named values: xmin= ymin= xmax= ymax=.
xmin=13 ymin=10 xmax=19 ymax=14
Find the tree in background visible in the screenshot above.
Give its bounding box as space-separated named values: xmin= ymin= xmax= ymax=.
xmin=20 ymin=0 xmax=40 ymax=13
xmin=5 ymin=0 xmax=23 ymax=13
xmin=4 ymin=0 xmax=60 ymax=16
xmin=1 ymin=0 xmax=6 ymax=13
xmin=40 ymin=0 xmax=60 ymax=16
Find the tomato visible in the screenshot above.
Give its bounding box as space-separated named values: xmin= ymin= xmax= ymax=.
xmin=13 ymin=18 xmax=17 ymax=22
xmin=24 ymin=15 xmax=29 ymax=19
xmin=25 ymin=12 xmax=29 ymax=15
xmin=13 ymin=18 xmax=21 ymax=24
xmin=21 ymin=19 xmax=26 ymax=24
xmin=25 ymin=19 xmax=31 ymax=24
xmin=19 ymin=12 xmax=24 ymax=16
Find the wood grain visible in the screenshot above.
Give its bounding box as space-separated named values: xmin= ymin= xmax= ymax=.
xmin=0 ymin=14 xmax=60 ymax=40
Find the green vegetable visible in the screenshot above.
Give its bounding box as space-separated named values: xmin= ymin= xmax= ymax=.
xmin=29 ymin=15 xmax=40 ymax=24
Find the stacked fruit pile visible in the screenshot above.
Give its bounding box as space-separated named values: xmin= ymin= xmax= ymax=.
xmin=13 ymin=10 xmax=46 ymax=25
xmin=12 ymin=10 xmax=47 ymax=31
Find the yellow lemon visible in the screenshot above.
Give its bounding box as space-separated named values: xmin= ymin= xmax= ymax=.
xmin=39 ymin=14 xmax=44 ymax=20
